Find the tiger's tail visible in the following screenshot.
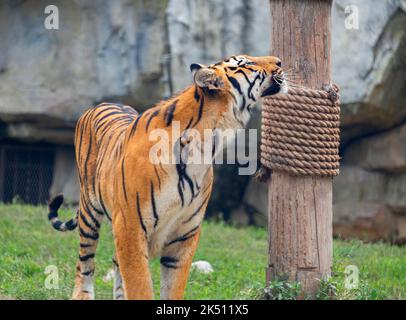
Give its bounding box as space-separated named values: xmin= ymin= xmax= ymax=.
xmin=48 ymin=194 xmax=78 ymax=232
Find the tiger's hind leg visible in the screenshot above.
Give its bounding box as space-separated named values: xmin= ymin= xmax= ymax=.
xmin=112 ymin=253 xmax=124 ymax=300
xmin=113 ymin=205 xmax=154 ymax=300
xmin=160 ymin=227 xmax=201 ymax=300
xmin=72 ymin=203 xmax=104 ymax=300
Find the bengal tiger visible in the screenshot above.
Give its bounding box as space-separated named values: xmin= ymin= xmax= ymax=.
xmin=48 ymin=55 xmax=286 ymax=300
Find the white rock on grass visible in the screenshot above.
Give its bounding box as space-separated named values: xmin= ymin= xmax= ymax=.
xmin=102 ymin=268 xmax=115 ymax=283
xmin=191 ymin=261 xmax=214 ymax=274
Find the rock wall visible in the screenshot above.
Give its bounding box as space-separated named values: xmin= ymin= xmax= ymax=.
xmin=0 ymin=0 xmax=405 ymax=242
xmin=332 ymin=0 xmax=406 ymax=243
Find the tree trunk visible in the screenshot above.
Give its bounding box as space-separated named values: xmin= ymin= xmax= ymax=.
xmin=266 ymin=0 xmax=333 ymax=297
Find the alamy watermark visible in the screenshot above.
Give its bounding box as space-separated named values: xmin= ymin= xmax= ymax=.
xmin=344 ymin=5 xmax=359 ymax=30
xmin=344 ymin=265 xmax=359 ymax=290
xmin=44 ymin=5 xmax=59 ymax=30
xmin=148 ymin=121 xmax=258 ymax=175
xmin=44 ymin=265 xmax=59 ymax=290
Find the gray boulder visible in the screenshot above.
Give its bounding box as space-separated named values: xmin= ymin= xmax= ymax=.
xmin=344 ymin=123 xmax=406 ymax=172
xmin=332 ymin=0 xmax=406 ymax=145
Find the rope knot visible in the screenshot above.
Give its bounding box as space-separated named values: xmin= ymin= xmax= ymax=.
xmin=323 ymin=83 xmax=340 ymax=103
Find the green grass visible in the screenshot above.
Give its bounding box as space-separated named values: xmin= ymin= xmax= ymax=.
xmin=0 ymin=204 xmax=405 ymax=300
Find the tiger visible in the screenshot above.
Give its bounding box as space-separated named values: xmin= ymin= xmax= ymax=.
xmin=47 ymin=55 xmax=286 ymax=300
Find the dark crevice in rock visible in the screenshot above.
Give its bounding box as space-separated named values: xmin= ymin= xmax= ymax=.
xmin=163 ymin=1 xmax=174 ymax=97
xmin=341 ymin=117 xmax=406 ymax=152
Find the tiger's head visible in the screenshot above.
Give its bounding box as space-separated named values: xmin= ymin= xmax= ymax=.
xmin=190 ymin=55 xmax=287 ymax=128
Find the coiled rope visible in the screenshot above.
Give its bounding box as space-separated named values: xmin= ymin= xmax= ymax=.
xmin=259 ymin=84 xmax=340 ymax=179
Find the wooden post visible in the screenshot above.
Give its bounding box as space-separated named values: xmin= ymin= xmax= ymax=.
xmin=266 ymin=0 xmax=333 ymax=297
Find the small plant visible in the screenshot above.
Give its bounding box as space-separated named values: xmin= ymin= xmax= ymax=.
xmin=262 ymin=279 xmax=301 ymax=300
xmin=317 ymin=273 xmax=378 ymax=300
xmin=317 ymin=277 xmax=338 ymax=300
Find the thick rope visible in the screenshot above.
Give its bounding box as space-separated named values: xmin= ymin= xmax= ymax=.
xmin=260 ymin=84 xmax=340 ymax=178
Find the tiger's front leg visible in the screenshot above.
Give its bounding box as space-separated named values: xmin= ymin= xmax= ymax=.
xmin=160 ymin=227 xmax=201 ymax=300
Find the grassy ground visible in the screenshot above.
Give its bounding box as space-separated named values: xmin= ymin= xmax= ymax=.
xmin=0 ymin=204 xmax=405 ymax=300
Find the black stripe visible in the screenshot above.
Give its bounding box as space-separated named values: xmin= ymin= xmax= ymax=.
xmin=79 ymin=211 xmax=98 ymax=234
xmin=83 ymin=198 xmax=103 ymax=217
xmin=145 ymin=110 xmax=159 ymax=131
xmin=79 ymin=226 xmax=99 ymax=240
xmin=240 ymin=95 xmax=246 ymax=111
xmin=97 ymin=182 xmax=111 ymax=221
xmin=136 ymin=192 xmax=148 ymax=236
xmin=129 ymin=115 xmax=142 ymax=137
xmin=85 ymin=209 xmax=101 ymax=229
xmin=185 ymin=117 xmax=194 ymax=130
xmin=96 ymin=114 xmax=133 ymax=136
xmin=52 ymin=220 xmax=63 ymax=230
xmin=194 ymin=85 xmax=200 ymax=102
xmin=166 ymin=225 xmax=200 ymax=246
xmin=65 ymin=219 xmax=78 ymax=230
xmin=176 ymin=161 xmax=195 ymax=206
xmin=80 ymin=243 xmax=93 ymax=248
xmin=95 ymin=111 xmax=123 ymax=132
xmin=83 ymin=129 xmax=93 ymax=191
xmin=248 ymin=74 xmax=261 ymax=101
xmin=165 ymin=100 xmax=178 ymax=126
xmin=81 ymin=270 xmax=94 ymax=276
xmin=259 ymin=72 xmax=267 ymax=86
xmin=226 ymin=75 xmax=242 ymax=94
xmin=183 ymin=193 xmax=211 ymax=224
xmin=48 ymin=211 xmax=57 ymax=220
xmin=122 ymin=158 xmax=128 ymax=203
xmin=150 ymin=182 xmax=159 ymax=228
xmin=242 ymin=66 xmax=258 ymax=72
xmin=177 ymin=182 xmax=185 ymax=207
xmin=122 ymin=105 xmax=138 ymax=115
xmin=79 ymin=253 xmax=95 ymax=262
xmin=160 ymin=256 xmax=179 ymax=269
xmin=77 ymin=113 xmax=87 ymax=164
xmin=235 ymin=69 xmax=251 ymax=84
xmin=97 ymin=116 xmax=133 ymax=143
xmin=192 ymin=95 xmax=205 ymax=127
xmin=93 ymin=106 xmax=121 ymax=119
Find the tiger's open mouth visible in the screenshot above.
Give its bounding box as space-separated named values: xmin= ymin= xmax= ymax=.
xmin=261 ymin=72 xmax=288 ymax=97
xmin=261 ymin=80 xmax=282 ymax=97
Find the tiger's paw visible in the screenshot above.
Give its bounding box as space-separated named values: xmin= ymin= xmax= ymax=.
xmin=72 ymin=290 xmax=94 ymax=300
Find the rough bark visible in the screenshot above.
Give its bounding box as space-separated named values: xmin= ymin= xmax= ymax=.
xmin=267 ymin=0 xmax=333 ymax=297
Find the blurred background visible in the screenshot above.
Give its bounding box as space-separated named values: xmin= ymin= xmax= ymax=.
xmin=0 ymin=0 xmax=405 ymax=243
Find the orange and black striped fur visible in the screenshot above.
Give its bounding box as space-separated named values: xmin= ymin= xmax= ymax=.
xmin=48 ymin=55 xmax=286 ymax=300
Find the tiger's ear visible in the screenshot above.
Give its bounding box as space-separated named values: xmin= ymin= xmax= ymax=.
xmin=190 ymin=63 xmax=205 ymax=73
xmin=191 ymin=64 xmax=224 ymax=90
